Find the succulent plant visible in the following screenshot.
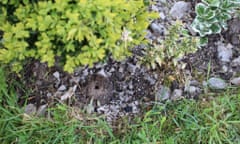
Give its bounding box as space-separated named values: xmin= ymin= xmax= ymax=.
xmin=191 ymin=0 xmax=240 ymax=45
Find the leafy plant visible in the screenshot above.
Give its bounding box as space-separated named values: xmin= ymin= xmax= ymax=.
xmin=0 ymin=0 xmax=158 ymax=73
xmin=142 ymin=20 xmax=199 ymax=69
xmin=191 ymin=0 xmax=240 ymax=45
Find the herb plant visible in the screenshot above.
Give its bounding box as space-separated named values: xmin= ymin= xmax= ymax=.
xmin=142 ymin=20 xmax=199 ymax=69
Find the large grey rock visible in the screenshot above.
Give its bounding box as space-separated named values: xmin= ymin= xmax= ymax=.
xmin=170 ymin=1 xmax=191 ymax=19
xmin=217 ymin=42 xmax=233 ymax=62
xmin=155 ymin=86 xmax=171 ymax=101
xmin=208 ymin=77 xmax=228 ymax=90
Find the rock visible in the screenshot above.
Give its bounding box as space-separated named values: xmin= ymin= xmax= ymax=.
xmin=189 ymin=80 xmax=200 ymax=86
xmin=82 ymin=69 xmax=89 ymax=77
xmin=159 ymin=0 xmax=167 ymax=4
xmin=61 ymin=85 xmax=77 ymax=101
xmin=171 ymin=89 xmax=183 ymax=100
xmin=208 ymin=77 xmax=228 ymax=90
xmin=36 ymin=104 xmax=47 ymax=116
xmin=127 ymin=63 xmax=137 ymax=73
xmin=230 ymin=77 xmax=240 ymax=86
xmin=227 ymin=18 xmax=240 ymax=45
xmin=170 ymin=1 xmax=191 ymax=19
xmin=217 ymin=42 xmax=233 ymax=62
xmin=97 ymin=68 xmax=108 ymax=77
xmin=149 ymin=23 xmax=166 ymax=36
xmin=144 ymin=75 xmax=156 ymax=85
xmin=24 ymin=103 xmax=36 ymax=115
xmin=232 ymin=56 xmax=240 ymax=67
xmin=185 ymin=86 xmax=201 ymax=94
xmin=58 ymin=85 xmax=67 ymax=91
xmin=53 ymin=71 xmax=60 ymax=81
xmin=159 ymin=12 xmax=166 ymax=20
xmin=230 ymin=34 xmax=240 ymax=45
xmin=221 ymin=65 xmax=228 ymax=73
xmin=155 ymin=86 xmax=171 ymax=101
xmin=47 ymin=92 xmax=52 ymax=98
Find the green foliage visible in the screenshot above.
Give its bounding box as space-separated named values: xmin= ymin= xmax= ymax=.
xmin=142 ymin=20 xmax=199 ymax=69
xmin=191 ymin=0 xmax=240 ymax=45
xmin=0 ymin=0 xmax=158 ymax=73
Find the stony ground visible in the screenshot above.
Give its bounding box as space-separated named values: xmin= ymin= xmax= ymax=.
xmin=19 ymin=0 xmax=240 ymax=123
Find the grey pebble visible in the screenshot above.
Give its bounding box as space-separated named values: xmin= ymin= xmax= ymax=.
xmin=188 ymin=86 xmax=201 ymax=94
xmin=58 ymin=85 xmax=67 ymax=91
xmin=149 ymin=23 xmax=166 ymax=36
xmin=230 ymin=77 xmax=240 ymax=86
xmin=24 ymin=103 xmax=36 ymax=115
xmin=171 ymin=89 xmax=183 ymax=100
xmin=217 ymin=42 xmax=233 ymax=63
xmin=155 ymin=86 xmax=171 ymax=101
xmin=232 ymin=56 xmax=240 ymax=67
xmin=208 ymin=77 xmax=228 ymax=90
xmin=36 ymin=104 xmax=47 ymax=116
xmin=170 ymin=1 xmax=191 ymax=19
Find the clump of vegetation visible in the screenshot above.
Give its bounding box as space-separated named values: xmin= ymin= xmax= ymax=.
xmin=142 ymin=20 xmax=199 ymax=69
xmin=191 ymin=0 xmax=240 ymax=45
xmin=0 ymin=0 xmax=158 ymax=73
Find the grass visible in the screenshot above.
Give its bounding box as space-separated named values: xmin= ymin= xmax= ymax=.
xmin=0 ymin=67 xmax=240 ymax=144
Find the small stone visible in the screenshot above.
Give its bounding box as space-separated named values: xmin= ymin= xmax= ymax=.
xmin=171 ymin=89 xmax=183 ymax=100
xmin=82 ymin=69 xmax=88 ymax=77
xmin=24 ymin=103 xmax=36 ymax=115
xmin=188 ymin=86 xmax=201 ymax=94
xmin=97 ymin=69 xmax=108 ymax=77
xmin=128 ymin=81 xmax=133 ymax=90
xmin=232 ymin=56 xmax=240 ymax=66
xmin=230 ymin=77 xmax=240 ymax=86
xmin=202 ymin=81 xmax=208 ymax=87
xmin=61 ymin=85 xmax=77 ymax=101
xmin=159 ymin=12 xmax=166 ymax=20
xmin=208 ymin=77 xmax=228 ymax=90
xmin=221 ymin=65 xmax=228 ymax=73
xmin=217 ymin=42 xmax=233 ymax=62
xmin=53 ymin=71 xmax=60 ymax=81
xmin=159 ymin=0 xmax=167 ymax=4
xmin=155 ymin=86 xmax=171 ymax=101
xmin=144 ymin=75 xmax=156 ymax=85
xmin=189 ymin=80 xmax=200 ymax=86
xmin=36 ymin=104 xmax=47 ymax=116
xmin=47 ymin=92 xmax=52 ymax=97
xmin=149 ymin=23 xmax=166 ymax=36
xmin=170 ymin=1 xmax=191 ymax=19
xmin=127 ymin=63 xmax=136 ymax=73
xmin=58 ymin=85 xmax=67 ymax=91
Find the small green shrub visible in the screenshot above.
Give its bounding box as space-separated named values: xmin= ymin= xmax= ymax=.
xmin=0 ymin=0 xmax=158 ymax=73
xmin=191 ymin=0 xmax=240 ymax=45
xmin=142 ymin=20 xmax=199 ymax=69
